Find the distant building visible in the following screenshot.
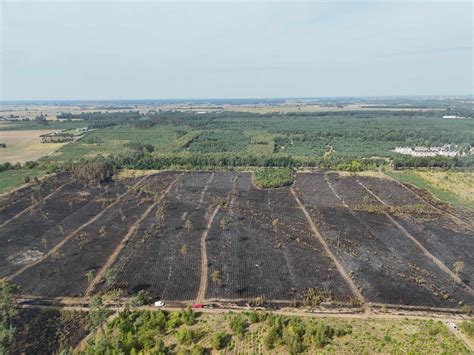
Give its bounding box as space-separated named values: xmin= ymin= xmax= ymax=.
xmin=443 ymin=115 xmax=465 ymax=119
xmin=394 ymin=144 xmax=460 ymax=157
xmin=40 ymin=131 xmax=74 ymax=143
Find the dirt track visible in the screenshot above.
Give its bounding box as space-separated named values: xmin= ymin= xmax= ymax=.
xmin=197 ymin=204 xmax=221 ymax=302
xmin=290 ymin=186 xmax=365 ymax=303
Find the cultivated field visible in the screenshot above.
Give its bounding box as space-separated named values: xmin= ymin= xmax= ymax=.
xmin=1 ymin=172 xmax=473 ymax=310
xmin=0 ymin=129 xmax=65 ymax=164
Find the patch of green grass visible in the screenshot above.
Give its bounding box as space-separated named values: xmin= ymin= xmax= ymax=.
xmin=387 ymin=170 xmax=473 ymax=209
xmin=0 ymin=168 xmax=45 ymax=193
xmin=460 ymin=320 xmax=474 ymax=341
xmin=253 ymin=167 xmax=294 ymax=188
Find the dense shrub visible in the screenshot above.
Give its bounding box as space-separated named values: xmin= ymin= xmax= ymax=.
xmin=130 ymin=290 xmax=151 ymax=306
xmin=176 ymin=326 xmax=197 ymax=345
xmin=262 ymin=314 xmax=349 ymax=353
xmin=229 ymin=314 xmax=248 ymax=338
xmin=70 ymin=157 xmax=115 ymax=184
xmin=253 ymin=167 xmax=294 ymax=188
xmin=211 ymin=332 xmax=229 ymax=350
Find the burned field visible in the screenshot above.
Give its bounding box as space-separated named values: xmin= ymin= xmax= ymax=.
xmin=0 ymin=171 xmax=472 ymax=309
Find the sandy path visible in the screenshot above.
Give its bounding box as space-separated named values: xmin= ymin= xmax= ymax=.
xmin=196 ymin=204 xmax=221 ymax=302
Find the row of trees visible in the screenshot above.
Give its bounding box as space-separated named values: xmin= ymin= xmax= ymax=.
xmin=0 ymin=160 xmax=38 ymax=173
xmin=62 ymin=149 xmax=473 ymax=184
xmin=393 ymin=155 xmax=474 ymax=169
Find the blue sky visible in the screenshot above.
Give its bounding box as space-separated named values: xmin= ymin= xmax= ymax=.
xmin=1 ymin=1 xmax=472 ymax=100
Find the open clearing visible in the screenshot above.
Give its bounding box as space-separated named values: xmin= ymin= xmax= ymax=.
xmin=0 ymin=129 xmax=66 ymax=164
xmin=388 ymin=170 xmax=474 ymax=210
xmin=1 ymin=171 xmax=473 ymax=310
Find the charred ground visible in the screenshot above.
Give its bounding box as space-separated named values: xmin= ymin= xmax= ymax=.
xmin=1 ymin=171 xmax=472 ymax=310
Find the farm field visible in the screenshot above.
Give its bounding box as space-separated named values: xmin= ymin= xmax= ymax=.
xmin=0 ymin=129 xmax=65 ymax=164
xmin=1 ymin=171 xmax=472 ymax=310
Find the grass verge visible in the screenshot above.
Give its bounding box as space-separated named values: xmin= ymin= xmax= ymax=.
xmin=386 ymin=170 xmax=474 ymax=210
xmin=0 ymin=168 xmax=45 ymax=194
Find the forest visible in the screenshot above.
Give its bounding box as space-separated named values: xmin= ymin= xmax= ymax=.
xmin=1 ymin=108 xmax=472 ymax=194
xmin=17 ymin=109 xmax=474 ymax=171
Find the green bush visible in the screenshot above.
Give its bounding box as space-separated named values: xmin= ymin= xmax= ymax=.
xmin=180 ymin=306 xmax=196 ymax=326
xmin=426 ymin=321 xmax=446 ymax=336
xmin=247 ymin=311 xmax=265 ymax=324
xmin=130 ymin=290 xmax=151 ymax=306
xmin=263 ymin=314 xmax=284 ymax=349
xmin=176 ymin=326 xmax=197 ymax=345
xmin=229 ymin=314 xmax=247 ymax=338
xmin=191 ymin=344 xmax=206 ymax=355
xmin=211 ymin=332 xmax=229 ymax=350
xmin=166 ymin=312 xmax=183 ymax=330
xmin=25 ymin=161 xmax=39 ymax=169
xmin=89 ymin=295 xmax=108 ymax=330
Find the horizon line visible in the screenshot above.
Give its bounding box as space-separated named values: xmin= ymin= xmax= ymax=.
xmin=1 ymin=94 xmax=473 ymax=104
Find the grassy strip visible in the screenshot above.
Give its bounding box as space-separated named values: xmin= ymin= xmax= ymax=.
xmin=0 ymin=168 xmax=45 ymax=194
xmin=460 ymin=320 xmax=474 ymax=341
xmin=0 ymin=121 xmax=85 ymax=131
xmin=386 ymin=170 xmax=474 ymax=209
xmin=252 ymin=167 xmax=294 ymax=188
